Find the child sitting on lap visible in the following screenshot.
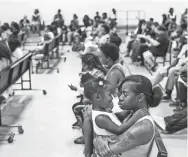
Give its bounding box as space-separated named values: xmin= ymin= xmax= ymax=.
xmin=83 ymin=78 xmax=147 ymax=157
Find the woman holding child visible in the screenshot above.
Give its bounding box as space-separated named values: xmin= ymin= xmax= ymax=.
xmin=88 ymin=75 xmax=163 ymax=157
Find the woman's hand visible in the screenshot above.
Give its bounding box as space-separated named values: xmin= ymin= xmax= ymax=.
xmin=94 ymin=137 xmax=113 ymax=157
xmin=68 ymin=84 xmax=77 ymax=91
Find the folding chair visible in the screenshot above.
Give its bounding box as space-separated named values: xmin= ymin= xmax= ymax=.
xmin=33 ymin=39 xmax=59 ymax=73
xmin=0 ymin=67 xmax=19 ymax=143
xmin=154 ymin=40 xmax=172 ymax=66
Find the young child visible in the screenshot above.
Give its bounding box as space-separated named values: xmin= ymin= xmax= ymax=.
xmin=69 ymin=53 xmax=106 ymax=129
xmin=83 ymin=78 xmax=148 ymax=157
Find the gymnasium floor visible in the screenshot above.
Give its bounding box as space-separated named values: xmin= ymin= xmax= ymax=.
xmin=0 ymin=36 xmax=187 ymax=157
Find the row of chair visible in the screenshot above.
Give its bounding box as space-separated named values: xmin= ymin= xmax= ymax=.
xmin=0 ymin=52 xmax=47 ymax=143
xmin=30 ymin=34 xmax=66 ymax=74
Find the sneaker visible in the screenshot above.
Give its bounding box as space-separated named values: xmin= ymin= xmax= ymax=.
xmin=151 ymin=64 xmax=158 ymax=72
xmin=74 ymin=136 xmax=85 ymax=144
xmin=0 ymin=95 xmax=6 ymax=104
xmin=72 ymin=121 xmax=82 ymax=130
xmin=173 ymin=104 xmax=187 ymax=112
xmin=163 ymin=94 xmax=171 ymax=101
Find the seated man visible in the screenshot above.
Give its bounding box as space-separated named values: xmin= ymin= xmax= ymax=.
xmin=154 ymin=107 xmax=187 ymax=134
xmin=171 ymin=62 xmax=187 ymax=111
xmin=142 ymin=25 xmax=169 ymax=71
xmin=151 ymin=44 xmax=187 ymax=101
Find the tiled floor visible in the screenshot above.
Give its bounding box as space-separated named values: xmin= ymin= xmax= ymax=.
xmin=0 ymin=40 xmax=186 ymax=157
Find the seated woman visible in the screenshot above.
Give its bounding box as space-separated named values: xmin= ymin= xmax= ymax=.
xmin=83 ymin=24 xmax=110 ymax=56
xmin=31 ymin=9 xmax=41 ymax=35
xmin=31 ymin=33 xmax=53 ymax=64
xmin=125 ymin=19 xmax=147 ymax=57
xmin=67 ymin=14 xmax=80 ymax=45
xmin=154 ymin=73 xmax=187 ymax=134
xmin=9 ymin=22 xmax=20 ymax=40
xmin=94 ymin=75 xmax=163 ymax=157
xmin=83 ymin=77 xmax=148 ymax=157
xmin=0 ymin=23 xmax=12 ymax=41
xmin=72 ymin=35 xmax=84 ymax=52
xmin=8 ymin=37 xmax=25 ymax=62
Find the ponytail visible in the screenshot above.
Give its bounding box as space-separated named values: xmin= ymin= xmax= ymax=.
xmin=148 ymin=86 xmax=163 ymax=108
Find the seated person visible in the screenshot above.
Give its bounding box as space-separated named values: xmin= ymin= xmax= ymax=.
xmin=83 ymin=24 xmax=110 ymax=55
xmin=72 ymin=35 xmax=84 ymax=52
xmin=39 ymin=25 xmax=54 ymax=45
xmin=62 ymin=24 xmax=68 ymax=44
xmin=168 ymin=18 xmax=177 ymax=36
xmin=8 ymin=38 xmax=25 ymax=62
xmin=154 ymin=78 xmax=187 ymax=134
xmin=0 ymin=23 xmax=12 ymax=41
xmin=83 ymin=77 xmax=148 ymax=157
xmin=9 ymin=22 xmax=20 ymax=40
xmin=149 ymin=22 xmax=159 ymax=39
xmin=93 ymin=75 xmax=163 ymax=157
xmin=125 ymin=19 xmax=147 ymax=57
xmin=0 ymin=40 xmax=12 ymax=70
xmin=0 ymin=40 xmax=14 ymax=103
xmin=32 ymin=33 xmax=53 ymax=59
xmin=151 ymin=44 xmax=187 ymax=101
xmin=97 ymin=24 xmax=110 ymax=46
xmin=170 ymin=62 xmax=187 ymax=112
xmin=19 ymin=15 xmax=30 ymax=36
xmin=67 ymin=18 xmax=80 ymax=45
xmin=142 ymin=25 xmax=169 ymax=72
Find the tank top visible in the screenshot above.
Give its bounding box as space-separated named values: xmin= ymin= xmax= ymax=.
xmin=120 ymin=115 xmax=155 ymax=157
xmin=92 ymin=110 xmax=121 ymax=136
xmin=105 ymin=62 xmax=127 ymax=95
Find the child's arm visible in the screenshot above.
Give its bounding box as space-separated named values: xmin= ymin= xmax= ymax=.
xmin=115 ymin=110 xmax=132 ymax=122
xmin=95 ymin=109 xmax=147 ymax=135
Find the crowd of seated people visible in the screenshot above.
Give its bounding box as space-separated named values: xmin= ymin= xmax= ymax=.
xmin=65 ymin=7 xmax=187 ymax=157
xmin=0 ymin=20 xmax=27 ymax=103
xmin=0 ymin=7 xmax=187 ymax=156
xmin=123 ymin=7 xmax=187 ymax=135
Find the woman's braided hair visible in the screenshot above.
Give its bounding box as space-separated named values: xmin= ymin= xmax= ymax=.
xmin=81 ymin=53 xmax=107 ymax=75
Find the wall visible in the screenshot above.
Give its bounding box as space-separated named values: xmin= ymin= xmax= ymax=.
xmin=0 ymin=0 xmax=187 ymax=26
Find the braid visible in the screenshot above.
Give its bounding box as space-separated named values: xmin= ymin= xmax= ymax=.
xmin=92 ymin=55 xmax=107 ymax=75
xmin=82 ymin=53 xmax=107 ymax=75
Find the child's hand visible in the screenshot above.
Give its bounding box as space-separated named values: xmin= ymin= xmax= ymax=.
xmin=133 ymin=108 xmax=148 ymax=122
xmin=68 ymin=84 xmax=77 ymax=91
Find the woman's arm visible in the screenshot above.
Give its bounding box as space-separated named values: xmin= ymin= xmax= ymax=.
xmin=106 ymin=69 xmax=123 ymax=96
xmin=94 ymin=120 xmax=154 ymax=156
